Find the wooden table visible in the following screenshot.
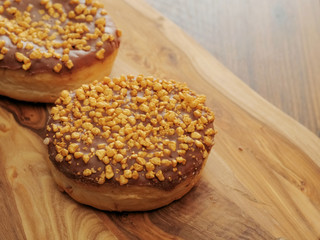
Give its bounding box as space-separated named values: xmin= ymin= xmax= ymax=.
xmin=146 ymin=0 xmax=320 ymax=137
xmin=1 ymin=0 xmax=320 ymax=239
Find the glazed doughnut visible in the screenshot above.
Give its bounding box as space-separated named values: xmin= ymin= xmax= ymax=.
xmin=44 ymin=75 xmax=216 ymax=211
xmin=0 ymin=0 xmax=120 ymax=103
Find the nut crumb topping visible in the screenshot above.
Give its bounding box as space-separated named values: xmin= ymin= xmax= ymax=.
xmin=0 ymin=0 xmax=120 ymax=72
xmin=47 ymin=75 xmax=215 ymax=187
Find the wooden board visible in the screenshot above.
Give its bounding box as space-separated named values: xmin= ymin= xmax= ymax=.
xmin=1 ymin=0 xmax=320 ymax=239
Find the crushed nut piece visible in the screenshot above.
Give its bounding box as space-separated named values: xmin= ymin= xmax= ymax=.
xmin=191 ymin=132 xmax=202 ymax=139
xmin=95 ymin=48 xmax=105 ymax=59
xmin=119 ymin=175 xmax=128 ymax=185
xmin=53 ymin=63 xmax=62 ymax=72
xmin=83 ymin=168 xmax=92 ymax=176
xmin=156 ymin=170 xmax=165 ymax=181
xmin=104 ymin=165 xmax=113 ymax=179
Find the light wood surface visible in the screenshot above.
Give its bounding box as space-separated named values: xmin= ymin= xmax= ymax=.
xmin=145 ymin=0 xmax=320 ymax=137
xmin=1 ymin=0 xmax=320 ymax=239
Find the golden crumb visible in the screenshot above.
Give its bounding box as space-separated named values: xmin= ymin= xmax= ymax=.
xmin=53 ymin=63 xmax=62 ymax=72
xmin=95 ymin=48 xmax=105 ymax=60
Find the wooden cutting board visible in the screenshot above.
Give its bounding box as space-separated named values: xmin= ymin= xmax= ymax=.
xmin=1 ymin=0 xmax=320 ymax=239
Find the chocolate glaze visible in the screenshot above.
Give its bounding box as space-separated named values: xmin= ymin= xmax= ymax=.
xmin=46 ymin=78 xmax=215 ymax=191
xmin=47 ymin=132 xmax=213 ymax=191
xmin=0 ymin=0 xmax=120 ymax=74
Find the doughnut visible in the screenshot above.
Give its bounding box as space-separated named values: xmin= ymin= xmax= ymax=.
xmin=44 ymin=75 xmax=216 ymax=211
xmin=0 ymin=0 xmax=121 ymax=103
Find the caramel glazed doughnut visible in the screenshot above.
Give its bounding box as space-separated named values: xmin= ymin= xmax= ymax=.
xmin=0 ymin=0 xmax=121 ymax=103
xmin=44 ymin=75 xmax=216 ymax=211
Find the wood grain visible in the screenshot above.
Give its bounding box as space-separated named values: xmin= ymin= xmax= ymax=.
xmin=0 ymin=96 xmax=48 ymax=137
xmin=145 ymin=0 xmax=320 ymax=137
xmin=1 ymin=0 xmax=320 ymax=239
